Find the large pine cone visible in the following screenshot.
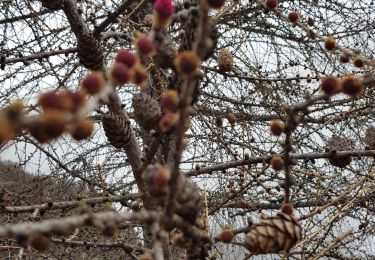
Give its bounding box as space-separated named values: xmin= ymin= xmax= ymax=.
xmin=77 ymin=34 xmax=104 ymax=70
xmin=132 ymin=93 xmax=161 ymax=130
xmin=365 ymin=127 xmax=375 ymax=150
xmin=102 ymin=112 xmax=132 ymax=148
xmin=245 ymin=212 xmax=302 ymax=255
xmin=325 ymin=135 xmax=352 ymax=168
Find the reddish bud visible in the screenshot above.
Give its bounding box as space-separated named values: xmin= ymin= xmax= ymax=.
xmin=264 ymin=0 xmax=278 ymax=9
xmin=115 ymin=50 xmax=137 ymax=68
xmin=154 ymin=0 xmax=175 ymax=20
xmin=280 ymin=203 xmax=294 ymax=215
xmin=218 ymin=229 xmax=234 ymax=243
xmin=101 ymin=226 xmax=117 ymax=238
xmin=38 ymin=91 xmax=72 ymax=111
xmin=139 ymin=252 xmax=154 ymax=260
xmin=109 ymin=62 xmax=130 ymax=85
xmin=81 ymin=72 xmax=105 ymax=95
xmin=341 ymin=75 xmax=363 ymax=97
xmin=288 ymin=11 xmax=300 ymax=24
xmin=324 ymin=37 xmax=336 ymax=51
xmin=160 ymin=90 xmax=179 ymax=112
xmin=71 ymin=119 xmax=94 ymax=141
xmin=226 ymin=113 xmax=237 ymax=126
xmin=320 ymin=76 xmax=341 ymax=96
xmin=28 ymin=233 xmax=51 ymax=252
xmin=159 ymin=111 xmax=179 ymax=132
xmin=339 ymin=54 xmax=350 ymax=63
xmin=28 ymin=119 xmax=52 ymax=143
xmin=353 ymin=57 xmax=365 ymax=68
xmin=135 ymin=35 xmax=156 ymax=56
xmin=174 ymin=51 xmax=200 ymax=75
xmin=43 ymin=110 xmax=66 ymax=138
xmin=0 ymin=117 xmax=15 ymax=143
xmin=63 ymin=89 xmax=87 ymax=112
xmin=131 ymin=65 xmax=149 ymax=88
xmin=153 ymin=167 xmax=171 ymax=186
xmin=271 ymin=155 xmax=284 ymax=171
xmin=269 ymin=119 xmax=284 ymax=136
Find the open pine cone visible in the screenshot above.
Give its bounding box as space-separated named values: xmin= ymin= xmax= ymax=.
xmin=325 ymin=135 xmax=352 ymax=168
xmin=132 ymin=93 xmax=161 ymax=130
xmin=245 ymin=212 xmax=302 ymax=255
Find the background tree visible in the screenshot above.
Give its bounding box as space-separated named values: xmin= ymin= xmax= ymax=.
xmin=0 ymin=0 xmax=375 ymax=259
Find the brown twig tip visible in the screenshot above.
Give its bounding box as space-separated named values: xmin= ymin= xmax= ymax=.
xmin=320 ymin=76 xmax=341 ymax=96
xmin=280 ymin=203 xmax=294 ymax=215
xmin=342 ymin=75 xmax=363 ymax=97
xmin=288 ymin=11 xmax=300 ymax=24
xmin=174 ymin=51 xmax=201 ymax=75
xmin=271 ymin=155 xmax=284 ymax=171
xmin=263 ymin=0 xmax=278 ymax=10
xmin=324 ymin=36 xmax=337 ymax=51
xmin=269 ymin=119 xmax=285 ymax=136
xmin=28 ymin=233 xmax=52 ymax=252
xmin=216 ymin=228 xmax=235 ymax=243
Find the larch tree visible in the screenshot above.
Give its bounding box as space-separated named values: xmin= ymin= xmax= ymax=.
xmin=0 ymin=0 xmax=375 ymax=259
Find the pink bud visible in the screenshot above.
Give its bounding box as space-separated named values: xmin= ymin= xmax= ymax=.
xmin=154 ymin=0 xmax=175 ymax=20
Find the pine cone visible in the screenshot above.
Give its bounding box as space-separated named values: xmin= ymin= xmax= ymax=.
xmin=174 ymin=174 xmax=203 ymax=223
xmin=77 ymin=34 xmax=104 ymax=70
xmin=365 ymin=127 xmax=375 ymax=150
xmin=217 ymin=49 xmax=233 ymax=73
xmin=245 ymin=212 xmax=302 ymax=254
xmin=325 ymin=135 xmax=352 ymax=168
xmin=102 ymin=112 xmax=132 ymax=148
xmin=142 ymin=164 xmax=202 ymax=223
xmin=132 ymin=93 xmax=161 ymax=130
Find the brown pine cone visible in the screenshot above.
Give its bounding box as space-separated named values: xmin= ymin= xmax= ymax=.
xmin=217 ymin=49 xmax=233 ymax=73
xmin=325 ymin=135 xmax=352 ymax=168
xmin=132 ymin=93 xmax=161 ymax=130
xmin=77 ymin=34 xmax=104 ymax=70
xmin=245 ymin=212 xmax=302 ymax=254
xmin=102 ymin=112 xmax=132 ymax=148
